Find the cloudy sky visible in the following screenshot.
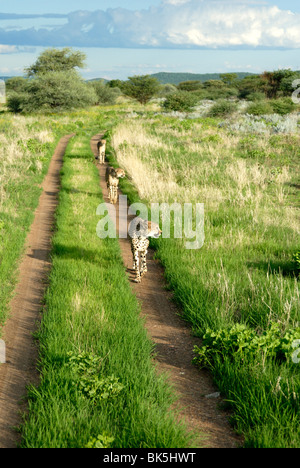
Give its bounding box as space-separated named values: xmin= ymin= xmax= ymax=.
xmin=0 ymin=0 xmax=300 ymax=79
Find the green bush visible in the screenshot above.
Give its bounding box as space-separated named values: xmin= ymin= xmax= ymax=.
xmin=122 ymin=75 xmax=160 ymax=105
xmin=90 ymin=81 xmax=121 ymax=105
xmin=246 ymin=100 xmax=273 ymax=115
xmin=246 ymin=92 xmax=265 ymax=101
xmin=293 ymin=251 xmax=300 ymax=272
xmin=157 ymin=83 xmax=177 ymax=97
xmin=208 ymin=99 xmax=237 ymax=117
xmin=193 ymin=323 xmax=300 ymax=369
xmin=270 ymin=97 xmax=297 ymax=115
xmin=6 ymin=91 xmax=30 ymax=113
xmin=162 ymin=91 xmax=198 ymax=112
xmin=22 ymin=71 xmax=97 ymax=112
xmin=177 ymin=80 xmax=203 ymax=92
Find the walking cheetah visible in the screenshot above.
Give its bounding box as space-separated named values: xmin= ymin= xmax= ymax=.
xmin=96 ymin=139 xmax=106 ymax=164
xmin=105 ymin=166 xmax=125 ymax=204
xmin=129 ymin=217 xmax=162 ymax=283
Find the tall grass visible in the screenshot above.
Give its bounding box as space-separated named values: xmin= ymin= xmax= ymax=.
xmin=0 ymin=114 xmax=62 ymax=327
xmin=109 ymin=112 xmax=300 ymax=447
xmin=20 ymin=129 xmax=194 ymax=448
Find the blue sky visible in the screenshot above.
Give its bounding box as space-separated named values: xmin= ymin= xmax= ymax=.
xmin=0 ymin=1 xmax=300 ymax=80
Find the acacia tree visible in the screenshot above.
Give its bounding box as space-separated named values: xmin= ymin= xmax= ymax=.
xmin=7 ymin=48 xmax=97 ymax=113
xmin=122 ymin=75 xmax=160 ymax=105
xmin=260 ymin=70 xmax=294 ymax=99
xmin=25 ymin=48 xmax=86 ymax=77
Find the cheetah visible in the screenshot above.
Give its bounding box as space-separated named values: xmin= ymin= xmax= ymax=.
xmin=96 ymin=139 xmax=106 ymax=164
xmin=105 ymin=166 xmax=125 ymax=204
xmin=129 ymin=217 xmax=162 ymax=283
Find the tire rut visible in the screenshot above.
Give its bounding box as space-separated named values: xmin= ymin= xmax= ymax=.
xmin=91 ymin=134 xmax=243 ymax=449
xmin=0 ymin=134 xmax=74 ymax=448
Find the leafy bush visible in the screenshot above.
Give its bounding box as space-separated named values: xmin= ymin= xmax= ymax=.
xmin=246 ymin=100 xmax=273 ymax=115
xmin=177 ymin=80 xmax=203 ymax=92
xmin=8 ymin=71 xmax=97 ymax=113
xmin=157 ymin=83 xmax=177 ymax=97
xmin=91 ymin=80 xmax=121 ymax=105
xmin=162 ymin=91 xmax=198 ymax=112
xmin=246 ymin=92 xmax=265 ymax=102
xmin=270 ymin=97 xmax=297 ymax=115
xmin=122 ymin=75 xmax=160 ymax=105
xmin=85 ymin=434 xmax=115 ymax=448
xmin=193 ymin=323 xmax=300 ymax=370
xmin=5 ymin=77 xmax=29 ymax=93
xmin=6 ymin=91 xmax=30 ymax=113
xmin=67 ymin=351 xmax=124 ymax=403
xmin=208 ymin=99 xmax=237 ymax=117
xmin=293 ymin=251 xmax=300 ymax=272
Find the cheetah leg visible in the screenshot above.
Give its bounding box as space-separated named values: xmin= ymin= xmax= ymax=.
xmin=132 ymin=248 xmax=139 ymax=271
xmin=109 ymin=185 xmax=114 ymax=202
xmin=140 ymin=250 xmax=148 ymax=277
xmin=112 ymin=186 xmax=118 ymax=204
xmin=132 ymin=249 xmax=141 ymax=282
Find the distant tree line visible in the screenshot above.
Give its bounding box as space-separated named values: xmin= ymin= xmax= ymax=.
xmin=5 ymin=47 xmax=300 ymax=114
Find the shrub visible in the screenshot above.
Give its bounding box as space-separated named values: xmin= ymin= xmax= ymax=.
xmin=193 ymin=323 xmax=300 ymax=369
xmin=270 ymin=97 xmax=296 ymax=115
xmin=21 ymin=71 xmax=97 ymax=112
xmin=246 ymin=100 xmax=273 ymax=115
xmin=208 ymin=99 xmax=237 ymax=117
xmin=91 ymin=80 xmax=121 ymax=105
xmin=162 ymin=91 xmax=198 ymax=112
xmin=177 ymin=80 xmax=203 ymax=92
xmin=157 ymin=83 xmax=177 ymax=97
xmin=6 ymin=91 xmax=30 ymax=113
xmin=122 ymin=75 xmax=160 ymax=105
xmin=246 ymin=92 xmax=265 ymax=102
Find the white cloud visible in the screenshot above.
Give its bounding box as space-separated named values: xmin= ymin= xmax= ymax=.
xmin=151 ymin=1 xmax=300 ymax=48
xmin=0 ymin=1 xmax=300 ymax=49
xmin=0 ymin=45 xmax=17 ymax=54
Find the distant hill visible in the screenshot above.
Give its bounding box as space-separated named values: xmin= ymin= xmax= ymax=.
xmin=86 ymin=77 xmax=109 ymax=84
xmin=0 ymin=76 xmax=14 ymax=82
xmin=149 ymin=72 xmax=256 ymax=85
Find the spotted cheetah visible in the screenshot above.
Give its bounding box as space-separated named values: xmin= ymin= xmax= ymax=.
xmin=129 ymin=217 xmax=162 ymax=283
xmin=96 ymin=139 xmax=106 ymax=164
xmin=105 ymin=166 xmax=125 ymax=204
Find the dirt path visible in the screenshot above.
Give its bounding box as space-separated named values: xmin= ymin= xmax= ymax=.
xmin=0 ymin=134 xmax=74 ymax=448
xmin=91 ymin=134 xmax=242 ymax=449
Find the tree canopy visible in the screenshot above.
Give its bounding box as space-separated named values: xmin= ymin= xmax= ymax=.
xmin=25 ymin=48 xmax=86 ymax=77
xmin=7 ymin=48 xmax=97 ymax=113
xmin=122 ymin=75 xmax=160 ymax=105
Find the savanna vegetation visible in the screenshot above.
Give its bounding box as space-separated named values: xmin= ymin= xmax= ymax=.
xmin=0 ymin=48 xmax=299 ymax=448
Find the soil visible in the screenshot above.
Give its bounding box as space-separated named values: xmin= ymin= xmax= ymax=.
xmin=91 ymin=134 xmax=243 ymax=449
xmin=0 ymin=134 xmax=75 ymax=448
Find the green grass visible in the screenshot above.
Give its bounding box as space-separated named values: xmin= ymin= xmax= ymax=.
xmin=19 ymin=128 xmax=194 ymax=448
xmin=108 ymin=109 xmax=300 ymax=448
xmin=2 ymin=102 xmax=299 ymax=448
xmin=0 ymin=114 xmax=64 ymax=328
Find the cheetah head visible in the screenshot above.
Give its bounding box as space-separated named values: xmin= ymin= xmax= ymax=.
xmin=146 ymin=221 xmax=162 ymax=238
xmin=115 ymin=168 xmax=125 ymax=179
xmin=129 ymin=218 xmax=162 ymax=239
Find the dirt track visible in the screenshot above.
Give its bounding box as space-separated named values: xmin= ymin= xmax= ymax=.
xmin=91 ymin=134 xmax=242 ymax=449
xmin=0 ymin=134 xmax=74 ymax=448
xmin=0 ymin=131 xmax=242 ymax=449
